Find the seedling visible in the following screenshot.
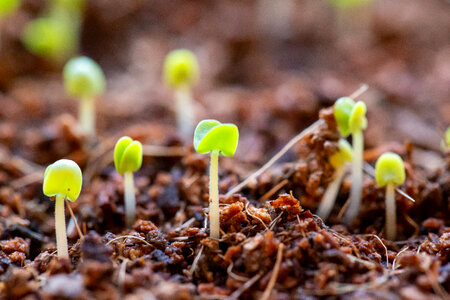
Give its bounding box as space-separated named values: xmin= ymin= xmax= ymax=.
xmin=63 ymin=56 xmax=106 ymax=137
xmin=334 ymin=97 xmax=368 ymax=224
xmin=43 ymin=159 xmax=82 ymax=259
xmin=163 ymin=49 xmax=199 ymax=139
xmin=375 ymin=152 xmax=405 ymax=240
xmin=194 ymin=119 xmax=239 ymax=239
xmin=317 ymin=139 xmax=352 ymax=220
xmin=329 ymin=0 xmax=371 ymax=9
xmin=114 ymin=136 xmax=143 ymax=227
xmin=0 ymin=0 xmax=21 ymax=19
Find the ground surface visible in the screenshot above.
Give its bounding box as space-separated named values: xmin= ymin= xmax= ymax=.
xmin=0 ymin=0 xmax=449 ymax=299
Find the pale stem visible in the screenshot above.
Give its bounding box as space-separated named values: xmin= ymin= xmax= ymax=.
xmin=209 ymin=150 xmax=220 ymax=239
xmin=175 ymin=87 xmax=195 ymax=139
xmin=385 ymin=183 xmax=397 ymax=241
xmin=79 ymin=97 xmax=95 ymax=137
xmin=124 ymin=171 xmax=136 ymax=227
xmin=343 ymin=130 xmax=364 ymax=224
xmin=316 ymin=165 xmax=346 ymax=220
xmin=55 ymin=194 xmax=69 ymax=259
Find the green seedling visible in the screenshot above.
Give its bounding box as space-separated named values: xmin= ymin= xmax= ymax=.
xmin=0 ymin=0 xmax=21 ymax=19
xmin=329 ymin=0 xmax=371 ymax=9
xmin=114 ymin=136 xmax=143 ymax=227
xmin=317 ymin=139 xmax=352 ymax=220
xmin=63 ymin=56 xmax=106 ymax=137
xmin=194 ymin=119 xmax=239 ymax=239
xmin=163 ymin=49 xmax=199 ymax=139
xmin=375 ymin=152 xmax=405 ymax=241
xmin=334 ymin=97 xmax=368 ymax=224
xmin=43 ymin=159 xmax=82 ymax=259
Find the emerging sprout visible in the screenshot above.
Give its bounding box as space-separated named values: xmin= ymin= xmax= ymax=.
xmin=194 ymin=119 xmax=239 ymax=239
xmin=329 ymin=0 xmax=371 ymax=9
xmin=375 ymin=152 xmax=405 ymax=240
xmin=63 ymin=56 xmax=106 ymax=137
xmin=43 ymin=159 xmax=82 ymax=259
xmin=317 ymin=139 xmax=352 ymax=220
xmin=334 ymin=97 xmax=368 ymax=224
xmin=0 ymin=0 xmax=21 ymax=19
xmin=114 ymin=136 xmax=143 ymax=227
xmin=163 ymin=49 xmax=199 ymax=139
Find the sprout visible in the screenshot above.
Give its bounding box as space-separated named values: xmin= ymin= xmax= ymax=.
xmin=114 ymin=136 xmax=143 ymax=227
xmin=329 ymin=0 xmax=371 ymax=9
xmin=317 ymin=139 xmax=352 ymax=220
xmin=375 ymin=152 xmax=405 ymax=240
xmin=63 ymin=56 xmax=106 ymax=137
xmin=43 ymin=159 xmax=82 ymax=259
xmin=163 ymin=49 xmax=199 ymax=139
xmin=334 ymin=97 xmax=368 ymax=224
xmin=0 ymin=0 xmax=21 ymax=19
xmin=194 ymin=119 xmax=239 ymax=239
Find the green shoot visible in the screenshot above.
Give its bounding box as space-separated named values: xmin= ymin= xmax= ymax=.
xmin=194 ymin=119 xmax=239 ymax=239
xmin=114 ymin=136 xmax=143 ymax=227
xmin=163 ymin=49 xmax=199 ymax=139
xmin=43 ymin=159 xmax=82 ymax=259
xmin=335 ymin=98 xmax=368 ymax=224
xmin=63 ymin=56 xmax=106 ymax=137
xmin=329 ymin=0 xmax=371 ymax=9
xmin=0 ymin=0 xmax=21 ymax=19
xmin=317 ymin=139 xmax=352 ymax=220
xmin=375 ymin=152 xmax=405 ymax=240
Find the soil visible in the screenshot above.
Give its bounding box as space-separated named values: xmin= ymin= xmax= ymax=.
xmin=0 ymin=0 xmax=449 ymax=299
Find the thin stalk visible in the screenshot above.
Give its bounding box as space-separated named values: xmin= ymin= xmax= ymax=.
xmin=55 ymin=194 xmax=69 ymax=259
xmin=317 ymin=165 xmax=346 ymax=220
xmin=124 ymin=171 xmax=136 ymax=227
xmin=175 ymin=87 xmax=195 ymax=139
xmin=385 ymin=183 xmax=396 ymax=240
xmin=209 ymin=150 xmax=220 ymax=239
xmin=343 ymin=130 xmax=364 ymax=224
xmin=79 ymin=97 xmax=95 ymax=137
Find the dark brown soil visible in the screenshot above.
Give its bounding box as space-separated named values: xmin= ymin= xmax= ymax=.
xmin=0 ymin=0 xmax=449 ymax=299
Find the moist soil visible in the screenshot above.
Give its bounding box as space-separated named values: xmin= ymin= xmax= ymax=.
xmin=0 ymin=0 xmax=449 ymax=299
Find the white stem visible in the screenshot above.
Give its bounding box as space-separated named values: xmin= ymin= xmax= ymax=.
xmin=175 ymin=87 xmax=195 ymax=139
xmin=209 ymin=150 xmax=220 ymax=239
xmin=317 ymin=165 xmax=346 ymax=220
xmin=79 ymin=97 xmax=95 ymax=137
xmin=124 ymin=171 xmax=136 ymax=227
xmin=385 ymin=183 xmax=397 ymax=241
xmin=343 ymin=130 xmax=364 ymax=224
xmin=55 ymin=194 xmax=69 ymax=259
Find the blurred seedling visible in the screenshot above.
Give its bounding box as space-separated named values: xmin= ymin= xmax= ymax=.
xmin=194 ymin=119 xmax=239 ymax=239
xmin=63 ymin=56 xmax=106 ymax=138
xmin=0 ymin=0 xmax=21 ymax=19
xmin=317 ymin=139 xmax=352 ymax=220
xmin=114 ymin=136 xmax=143 ymax=227
xmin=43 ymin=159 xmax=82 ymax=259
xmin=164 ymin=49 xmax=199 ymax=139
xmin=375 ymin=152 xmax=405 ymax=241
xmin=22 ymin=0 xmax=83 ymax=62
xmin=334 ymin=97 xmax=368 ymax=224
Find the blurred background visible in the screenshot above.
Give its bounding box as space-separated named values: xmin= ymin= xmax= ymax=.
xmin=0 ymin=0 xmax=449 ymax=166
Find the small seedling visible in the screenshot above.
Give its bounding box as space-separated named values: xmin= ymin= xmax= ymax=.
xmin=163 ymin=49 xmax=199 ymax=139
xmin=329 ymin=0 xmax=371 ymax=9
xmin=375 ymin=152 xmax=405 ymax=240
xmin=114 ymin=136 xmax=143 ymax=227
xmin=0 ymin=0 xmax=21 ymax=19
xmin=43 ymin=159 xmax=82 ymax=259
xmin=334 ymin=97 xmax=368 ymax=224
xmin=63 ymin=56 xmax=106 ymax=137
xmin=317 ymin=139 xmax=352 ymax=220
xmin=194 ymin=119 xmax=239 ymax=239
